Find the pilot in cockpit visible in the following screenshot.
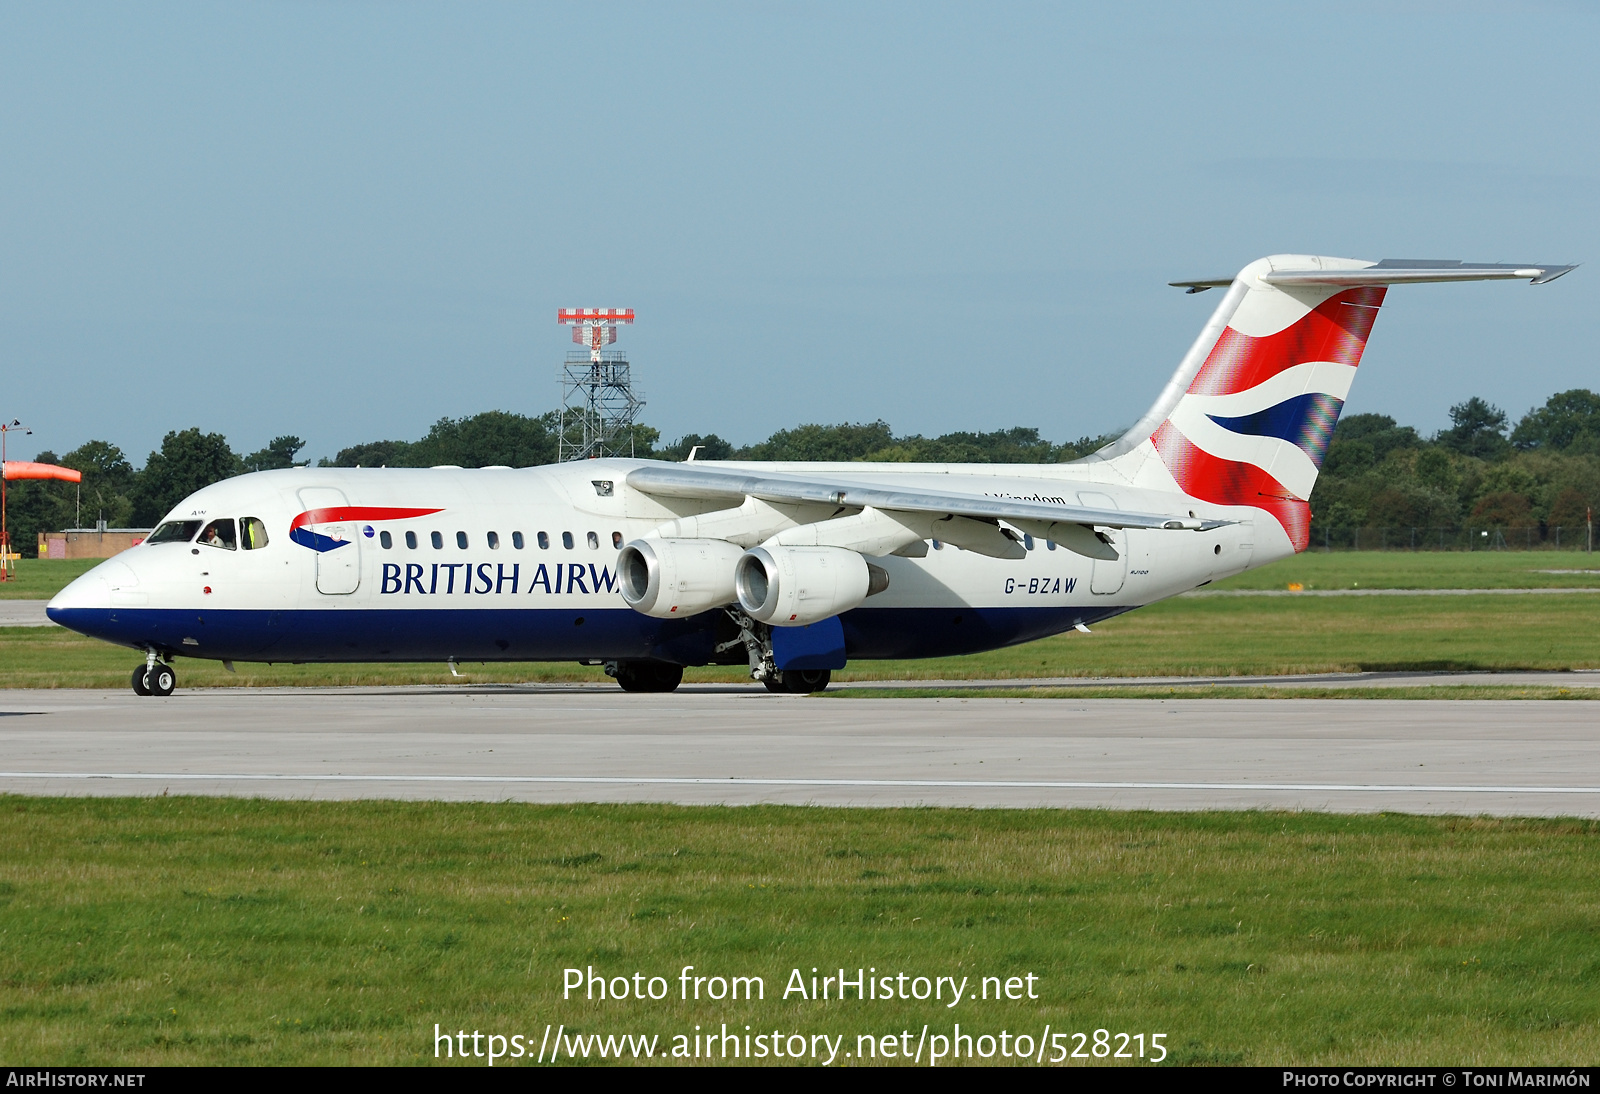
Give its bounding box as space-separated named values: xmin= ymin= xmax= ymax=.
xmin=198 ymin=519 xmax=237 ymax=550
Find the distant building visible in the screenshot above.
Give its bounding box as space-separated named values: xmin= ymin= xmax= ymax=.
xmin=38 ymin=527 xmax=153 ymax=560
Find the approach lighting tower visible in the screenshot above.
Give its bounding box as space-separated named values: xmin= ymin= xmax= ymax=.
xmin=557 ymin=308 xmax=643 ymax=461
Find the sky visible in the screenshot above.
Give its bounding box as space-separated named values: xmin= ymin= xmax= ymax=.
xmin=2 ymin=1 xmax=1597 ymax=464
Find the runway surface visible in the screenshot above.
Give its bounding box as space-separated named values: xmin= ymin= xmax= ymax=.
xmin=0 ymin=601 xmax=54 ymax=627
xmin=1 ymin=684 xmax=1597 ymax=816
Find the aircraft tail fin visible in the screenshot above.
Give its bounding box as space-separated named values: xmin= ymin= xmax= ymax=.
xmin=1093 ymin=255 xmax=1574 ymax=551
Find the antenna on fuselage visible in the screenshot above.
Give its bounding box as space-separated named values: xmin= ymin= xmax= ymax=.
xmin=557 ymin=308 xmax=643 ymax=461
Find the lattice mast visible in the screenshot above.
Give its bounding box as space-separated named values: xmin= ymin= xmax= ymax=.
xmin=557 ymin=308 xmax=643 ymax=461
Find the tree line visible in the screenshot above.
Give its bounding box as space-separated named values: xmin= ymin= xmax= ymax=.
xmin=8 ymin=390 xmax=1599 ymax=555
xmin=1313 ymin=391 xmax=1600 ymax=538
xmin=9 ymin=432 xmax=305 ymax=553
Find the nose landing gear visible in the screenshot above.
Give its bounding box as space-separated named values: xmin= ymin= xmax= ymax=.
xmin=131 ymin=652 xmax=177 ymax=697
xmin=147 ymin=663 xmax=177 ymax=696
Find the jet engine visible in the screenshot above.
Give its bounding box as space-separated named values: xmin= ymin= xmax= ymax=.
xmin=618 ymin=538 xmax=746 ymax=618
xmin=734 ymin=545 xmax=889 ymax=627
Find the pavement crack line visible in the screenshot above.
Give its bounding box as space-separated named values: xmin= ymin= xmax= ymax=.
xmin=2 ymin=772 xmax=1598 ymax=794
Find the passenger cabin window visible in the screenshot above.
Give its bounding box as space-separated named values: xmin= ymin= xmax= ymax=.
xmin=562 ymin=531 xmax=574 ymax=550
xmin=487 ymin=531 xmax=500 ymax=550
xmin=148 ymin=520 xmax=202 ymax=545
xmin=405 ymin=531 xmax=418 ymax=549
xmin=612 ymin=531 xmax=623 ymax=548
xmin=431 ymin=531 xmax=443 ymax=549
xmin=512 ymin=531 xmax=525 ymax=549
xmin=1022 ymin=533 xmax=1034 ymax=551
xmin=587 ymin=531 xmax=599 ymax=550
xmin=1046 ymin=539 xmax=1056 ymax=551
xmin=379 ymin=530 xmax=393 ymax=549
xmin=240 ymin=517 xmax=269 ymax=550
xmin=198 ymin=519 xmax=237 ymax=551
xmin=538 ymin=532 xmax=550 ymax=550
xmin=456 ymin=531 xmax=468 ymax=549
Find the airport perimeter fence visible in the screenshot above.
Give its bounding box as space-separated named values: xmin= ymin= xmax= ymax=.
xmin=1307 ymin=525 xmax=1596 ymax=552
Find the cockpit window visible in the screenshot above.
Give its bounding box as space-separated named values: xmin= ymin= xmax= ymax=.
xmin=240 ymin=517 xmax=269 ymax=550
xmin=147 ymin=520 xmax=203 ymax=545
xmin=198 ymin=519 xmax=237 ymax=551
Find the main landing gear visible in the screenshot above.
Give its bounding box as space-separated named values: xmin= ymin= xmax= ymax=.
xmin=762 ymin=669 xmax=832 ymax=694
xmin=607 ymin=660 xmax=684 ymax=693
xmin=130 ymin=652 xmax=176 ymax=697
xmin=722 ymin=608 xmax=833 ymax=694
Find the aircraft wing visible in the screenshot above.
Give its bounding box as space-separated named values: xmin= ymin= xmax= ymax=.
xmin=625 ymin=463 xmax=1215 ymax=532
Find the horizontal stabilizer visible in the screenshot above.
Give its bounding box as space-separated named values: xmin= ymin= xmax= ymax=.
xmin=1172 ymin=259 xmax=1575 ymax=293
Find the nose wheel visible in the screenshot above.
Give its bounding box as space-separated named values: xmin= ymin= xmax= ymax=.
xmin=148 ymin=663 xmax=177 ymax=696
xmin=131 ymin=660 xmax=177 ymax=697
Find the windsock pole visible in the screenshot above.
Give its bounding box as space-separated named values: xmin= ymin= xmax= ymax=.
xmin=0 ymin=421 xmax=14 ymax=580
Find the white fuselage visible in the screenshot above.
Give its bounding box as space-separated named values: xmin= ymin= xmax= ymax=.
xmin=47 ymin=458 xmax=1277 ymax=668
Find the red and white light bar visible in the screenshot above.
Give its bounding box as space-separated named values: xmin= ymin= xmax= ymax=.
xmin=558 ymin=308 xmax=634 ymax=325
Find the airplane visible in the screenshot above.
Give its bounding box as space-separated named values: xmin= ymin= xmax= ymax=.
xmin=46 ymin=255 xmax=1574 ymax=697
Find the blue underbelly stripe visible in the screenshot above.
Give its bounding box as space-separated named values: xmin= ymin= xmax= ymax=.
xmin=47 ymin=604 xmax=1137 ymax=665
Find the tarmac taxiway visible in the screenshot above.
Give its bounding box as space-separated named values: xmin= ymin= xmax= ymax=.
xmin=0 ymin=683 xmax=1595 ymax=816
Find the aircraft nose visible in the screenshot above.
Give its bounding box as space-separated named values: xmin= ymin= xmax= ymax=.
xmin=46 ymin=558 xmax=136 ymax=621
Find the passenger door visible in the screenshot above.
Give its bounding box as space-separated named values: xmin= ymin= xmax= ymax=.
xmin=1077 ymin=491 xmax=1127 ymax=595
xmin=297 ymin=487 xmax=361 ymax=595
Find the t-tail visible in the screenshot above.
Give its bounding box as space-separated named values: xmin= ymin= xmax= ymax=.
xmin=1093 ymin=255 xmax=1576 ymax=553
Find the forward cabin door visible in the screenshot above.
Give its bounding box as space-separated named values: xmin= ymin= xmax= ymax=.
xmin=297 ymin=487 xmax=361 ymax=595
xmin=1077 ymin=491 xmax=1128 ymax=595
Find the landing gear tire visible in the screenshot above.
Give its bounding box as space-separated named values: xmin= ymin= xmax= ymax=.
xmin=147 ymin=663 xmax=177 ymax=697
xmin=614 ymin=661 xmax=684 ymax=693
xmin=131 ymin=666 xmax=152 ymax=696
xmin=786 ymin=668 xmax=831 ymax=693
xmin=765 ymin=669 xmax=832 ymax=694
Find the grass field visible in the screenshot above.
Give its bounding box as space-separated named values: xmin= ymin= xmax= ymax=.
xmin=8 ymin=557 xmax=1598 ymax=1068
xmin=6 ymin=553 xmax=1598 ymax=690
xmin=0 ymin=559 xmax=96 ymax=599
xmin=2 ymin=796 xmax=1597 ymax=1066
xmin=1212 ymin=549 xmax=1600 ymax=591
xmin=829 ymin=685 xmax=1600 ymax=701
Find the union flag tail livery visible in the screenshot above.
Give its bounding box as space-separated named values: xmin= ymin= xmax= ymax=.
xmin=1158 ymin=259 xmax=1386 ymax=551
xmin=1100 ymin=255 xmax=1573 ymax=554
xmin=47 ymin=253 xmax=1573 ymax=696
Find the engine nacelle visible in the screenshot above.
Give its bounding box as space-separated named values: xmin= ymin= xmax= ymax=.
xmin=618 ymin=538 xmax=746 ymax=618
xmin=735 ymin=545 xmax=887 ymax=627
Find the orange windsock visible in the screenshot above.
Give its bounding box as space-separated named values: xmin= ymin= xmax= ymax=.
xmin=2 ymin=462 xmax=82 ymax=483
